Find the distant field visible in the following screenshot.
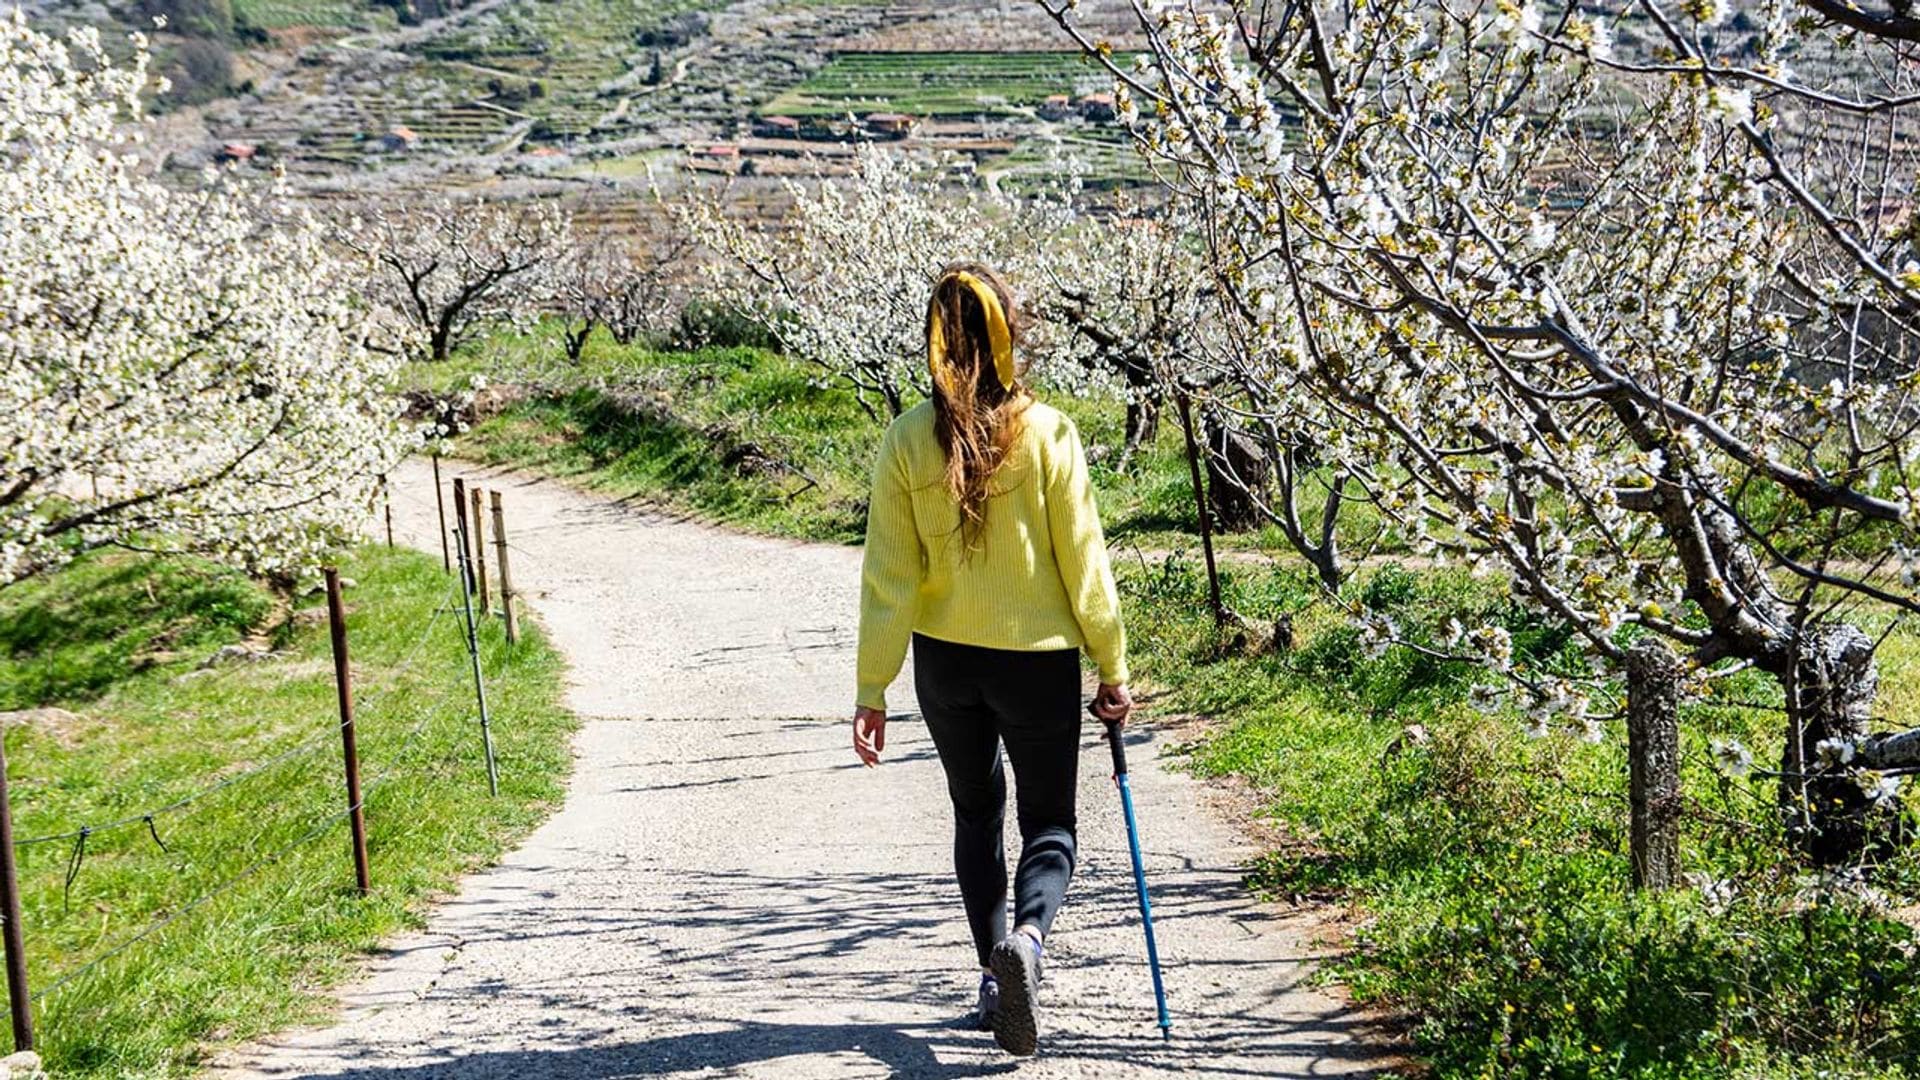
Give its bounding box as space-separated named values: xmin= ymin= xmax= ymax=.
xmin=233 ymin=0 xmax=393 ymax=30
xmin=765 ymin=50 xmax=1108 ymax=118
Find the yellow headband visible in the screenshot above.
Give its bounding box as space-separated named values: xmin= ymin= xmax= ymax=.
xmin=929 ymin=270 xmax=1015 ymax=392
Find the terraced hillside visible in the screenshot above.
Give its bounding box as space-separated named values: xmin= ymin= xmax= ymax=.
xmin=192 ymin=0 xmax=727 ymax=175
xmin=146 ymin=0 xmax=1151 ymax=186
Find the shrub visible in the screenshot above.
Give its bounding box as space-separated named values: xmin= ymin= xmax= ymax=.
xmin=673 ymin=300 xmax=786 ymax=353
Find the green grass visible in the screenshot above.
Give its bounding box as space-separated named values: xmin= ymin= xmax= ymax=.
xmin=447 ymin=335 xmax=879 ymax=543
xmin=1130 ymin=555 xmax=1920 ymax=1078
xmin=764 ymin=51 xmax=1110 ymax=118
xmin=2 ymin=545 xmax=574 ymax=1078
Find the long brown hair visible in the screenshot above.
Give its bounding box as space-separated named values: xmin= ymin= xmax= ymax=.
xmin=927 ymin=262 xmax=1030 ymax=550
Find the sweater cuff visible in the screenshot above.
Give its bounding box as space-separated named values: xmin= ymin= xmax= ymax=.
xmin=855 ymin=682 xmax=888 ymax=712
xmin=1097 ymin=656 xmax=1130 ymax=686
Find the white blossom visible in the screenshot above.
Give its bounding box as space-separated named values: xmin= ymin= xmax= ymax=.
xmin=1814 ymin=737 xmax=1856 ymax=769
xmin=1705 ymin=86 xmax=1753 ymax=125
xmin=1711 ymin=738 xmax=1754 ymax=778
xmin=0 ymin=12 xmax=417 ymax=585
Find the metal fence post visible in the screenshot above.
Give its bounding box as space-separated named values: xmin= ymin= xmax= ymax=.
xmin=490 ymin=491 xmax=520 ymax=644
xmin=452 ymin=515 xmax=501 ymax=797
xmin=0 ymin=734 xmax=33 ymax=1051
xmin=324 ymin=569 xmax=372 ymax=895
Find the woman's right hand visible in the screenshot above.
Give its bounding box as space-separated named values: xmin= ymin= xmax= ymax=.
xmin=853 ymin=706 xmax=888 ymax=767
xmin=1091 ymin=682 xmax=1133 ymax=726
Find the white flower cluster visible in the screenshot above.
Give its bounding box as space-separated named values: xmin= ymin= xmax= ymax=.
xmin=1 ymin=12 xmax=418 ymax=584
xmin=1038 ymin=0 xmax=1920 ymax=758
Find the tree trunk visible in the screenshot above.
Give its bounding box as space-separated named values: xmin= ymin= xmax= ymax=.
xmin=1118 ymin=395 xmax=1160 ymax=473
xmin=1627 ymin=641 xmax=1681 ymax=891
xmin=1782 ymin=623 xmax=1883 ymax=865
xmin=430 ymin=319 xmax=454 ymax=362
xmin=563 ymin=320 xmax=594 ymax=363
xmin=1202 ymin=411 xmax=1268 ymax=533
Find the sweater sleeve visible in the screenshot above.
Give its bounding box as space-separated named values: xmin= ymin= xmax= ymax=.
xmin=855 ymin=424 xmax=921 ymax=711
xmin=1046 ymin=417 xmax=1130 ymax=685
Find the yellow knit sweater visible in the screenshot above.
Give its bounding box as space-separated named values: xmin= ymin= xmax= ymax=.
xmin=855 ymin=399 xmax=1128 ymax=711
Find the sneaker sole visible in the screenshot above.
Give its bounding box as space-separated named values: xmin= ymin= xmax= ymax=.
xmin=988 ymin=939 xmax=1039 ymax=1056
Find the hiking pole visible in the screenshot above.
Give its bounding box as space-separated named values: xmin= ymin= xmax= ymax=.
xmin=1094 ymin=705 xmax=1171 ymax=1039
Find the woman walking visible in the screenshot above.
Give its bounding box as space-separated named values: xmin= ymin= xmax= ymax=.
xmin=852 ymin=263 xmax=1132 ymax=1057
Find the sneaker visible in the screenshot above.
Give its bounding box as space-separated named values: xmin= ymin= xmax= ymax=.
xmin=988 ymin=933 xmax=1043 ymax=1056
xmin=972 ymin=972 xmax=1000 ymax=1031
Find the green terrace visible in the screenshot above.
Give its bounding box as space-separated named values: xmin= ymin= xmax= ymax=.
xmin=764 ymin=50 xmax=1113 ymax=118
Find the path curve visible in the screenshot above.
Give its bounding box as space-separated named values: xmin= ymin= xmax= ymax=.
xmin=215 ymin=459 xmax=1397 ymax=1079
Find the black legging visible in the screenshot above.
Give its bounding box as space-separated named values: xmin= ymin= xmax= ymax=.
xmin=912 ymin=632 xmax=1082 ymax=969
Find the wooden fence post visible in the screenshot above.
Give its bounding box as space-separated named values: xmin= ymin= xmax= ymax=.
xmin=0 ymin=732 xmax=33 ymax=1051
xmin=1627 ymin=641 xmax=1682 ymax=891
xmin=451 ymin=477 xmax=471 ymax=593
xmin=324 ymin=569 xmax=372 ymax=895
xmin=380 ymin=475 xmax=394 ymax=549
xmin=470 ymin=487 xmax=490 ymax=615
xmin=433 ymin=456 xmax=450 ymax=573
xmin=490 ymin=491 xmax=520 ymax=644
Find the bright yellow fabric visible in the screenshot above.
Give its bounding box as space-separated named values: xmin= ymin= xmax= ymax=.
xmin=856 ymin=399 xmax=1129 ymax=711
xmin=928 ymin=271 xmax=1015 ymax=391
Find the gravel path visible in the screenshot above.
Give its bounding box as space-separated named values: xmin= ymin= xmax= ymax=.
xmin=214 ymin=459 xmax=1399 ymax=1079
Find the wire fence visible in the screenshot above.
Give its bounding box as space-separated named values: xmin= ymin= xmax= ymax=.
xmin=17 ymin=581 xmax=458 ymax=856
xmin=0 ymin=469 xmax=534 ymax=1054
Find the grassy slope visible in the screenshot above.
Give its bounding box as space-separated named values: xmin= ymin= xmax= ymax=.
xmin=2 ymin=546 xmax=574 ymax=1078
xmin=442 ymin=328 xmax=1920 ymax=1078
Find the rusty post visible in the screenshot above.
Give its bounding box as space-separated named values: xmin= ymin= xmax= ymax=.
xmin=325 ymin=568 xmax=372 ymax=895
xmin=490 ymin=491 xmax=520 ymax=644
xmin=433 ymin=455 xmax=450 ymax=572
xmin=1175 ymin=387 xmax=1227 ymax=627
xmin=0 ymin=734 xmax=33 ymax=1051
xmin=470 ymin=487 xmax=491 ymax=614
xmin=452 ymin=477 xmax=471 ymax=593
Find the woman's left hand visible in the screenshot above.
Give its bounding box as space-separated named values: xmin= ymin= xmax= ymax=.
xmin=853 ymin=706 xmax=888 ymax=767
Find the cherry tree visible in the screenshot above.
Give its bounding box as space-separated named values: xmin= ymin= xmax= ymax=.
xmin=684 ymin=146 xmax=1215 ymax=433
xmin=550 ymin=226 xmax=691 ymax=362
xmin=1009 ymin=179 xmax=1218 ymax=470
xmin=0 ymin=11 xmax=418 ymax=587
xmin=682 ymin=148 xmax=1014 ymax=418
xmin=1041 ymin=0 xmax=1920 ymax=861
xmin=347 ymin=196 xmax=571 ymax=362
